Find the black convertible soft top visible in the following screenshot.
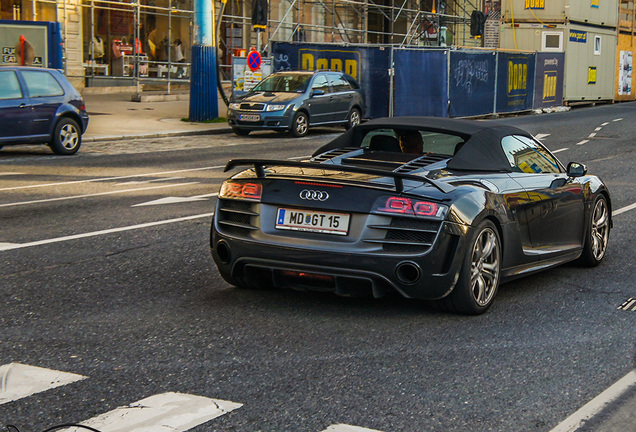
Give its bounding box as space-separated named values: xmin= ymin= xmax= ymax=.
xmin=312 ymin=117 xmax=533 ymax=172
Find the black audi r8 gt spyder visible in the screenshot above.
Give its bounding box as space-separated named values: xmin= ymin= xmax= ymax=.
xmin=210 ymin=117 xmax=612 ymax=314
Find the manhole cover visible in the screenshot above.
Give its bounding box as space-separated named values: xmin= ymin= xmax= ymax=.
xmin=617 ymin=298 xmax=636 ymax=311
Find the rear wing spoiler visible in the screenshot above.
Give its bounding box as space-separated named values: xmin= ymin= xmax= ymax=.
xmin=224 ymin=159 xmax=454 ymax=194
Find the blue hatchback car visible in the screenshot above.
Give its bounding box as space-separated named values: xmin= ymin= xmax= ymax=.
xmin=0 ymin=66 xmax=89 ymax=155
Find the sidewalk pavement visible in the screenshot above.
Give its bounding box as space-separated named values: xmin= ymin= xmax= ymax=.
xmin=81 ymin=91 xmax=232 ymax=142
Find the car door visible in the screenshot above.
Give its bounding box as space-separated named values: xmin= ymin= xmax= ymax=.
xmin=0 ymin=69 xmax=31 ymax=144
xmin=18 ymin=69 xmax=66 ymax=139
xmin=305 ymin=73 xmax=335 ymax=124
xmin=326 ymin=72 xmax=354 ymax=121
xmin=502 ymin=135 xmax=585 ymax=253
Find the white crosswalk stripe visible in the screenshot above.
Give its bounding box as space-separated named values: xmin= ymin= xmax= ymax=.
xmin=2 ymin=363 xmax=385 ymax=432
xmin=0 ymin=363 xmax=87 ymax=405
xmin=321 ymin=425 xmax=384 ymax=432
xmin=58 ymin=392 xmax=242 ymax=432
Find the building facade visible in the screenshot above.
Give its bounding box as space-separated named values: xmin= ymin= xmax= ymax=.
xmin=1 ymin=0 xmax=485 ymax=89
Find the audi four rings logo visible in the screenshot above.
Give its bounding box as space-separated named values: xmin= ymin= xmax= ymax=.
xmin=299 ymin=189 xmax=329 ymax=201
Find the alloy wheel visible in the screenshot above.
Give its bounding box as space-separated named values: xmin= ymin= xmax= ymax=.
xmin=590 ymin=198 xmax=609 ymax=261
xmin=59 ymin=124 xmax=79 ymax=150
xmin=470 ymin=227 xmax=500 ymax=307
xmin=295 ymin=114 xmax=308 ymax=136
xmin=350 ymin=110 xmax=360 ymax=127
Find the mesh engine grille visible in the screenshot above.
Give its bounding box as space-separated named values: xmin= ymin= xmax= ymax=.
xmin=217 ymin=199 xmax=258 ymax=235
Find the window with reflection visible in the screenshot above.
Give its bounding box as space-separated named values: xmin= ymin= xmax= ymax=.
xmin=501 ymin=135 xmax=562 ymax=174
xmin=0 ymin=71 xmax=23 ymax=100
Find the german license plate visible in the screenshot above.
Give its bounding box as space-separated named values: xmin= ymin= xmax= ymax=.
xmin=239 ymin=114 xmax=260 ymax=121
xmin=276 ymin=208 xmax=350 ymax=235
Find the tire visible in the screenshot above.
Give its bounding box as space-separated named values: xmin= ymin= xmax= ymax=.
xmin=345 ymin=108 xmax=361 ymax=130
xmin=578 ymin=195 xmax=610 ymax=267
xmin=50 ymin=118 xmax=81 ymax=155
xmin=290 ymin=111 xmax=309 ymax=137
xmin=232 ymin=128 xmax=250 ymax=136
xmin=436 ymin=220 xmax=501 ymax=315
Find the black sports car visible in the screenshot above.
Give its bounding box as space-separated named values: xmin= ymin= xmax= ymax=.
xmin=210 ymin=117 xmax=612 ymax=314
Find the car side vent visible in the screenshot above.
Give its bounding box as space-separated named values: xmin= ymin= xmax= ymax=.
xmin=310 ymin=147 xmax=360 ymax=163
xmin=366 ymin=217 xmax=442 ymax=254
xmin=217 ymin=199 xmax=259 ymax=236
xmin=394 ymin=154 xmax=450 ymax=173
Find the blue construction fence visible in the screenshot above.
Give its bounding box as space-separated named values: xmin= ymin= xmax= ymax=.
xmin=271 ymin=42 xmax=565 ymax=119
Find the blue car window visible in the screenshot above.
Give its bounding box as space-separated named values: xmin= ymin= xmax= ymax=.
xmin=0 ymin=71 xmax=23 ymax=100
xmin=327 ymin=73 xmax=352 ymax=92
xmin=21 ymin=70 xmax=64 ymax=98
xmin=253 ymin=74 xmax=310 ymax=93
xmin=311 ymin=75 xmax=330 ymax=93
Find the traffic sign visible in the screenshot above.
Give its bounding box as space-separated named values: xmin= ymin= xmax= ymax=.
xmin=247 ymin=49 xmax=261 ymax=71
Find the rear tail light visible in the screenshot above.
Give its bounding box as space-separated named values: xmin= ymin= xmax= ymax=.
xmin=219 ymin=181 xmax=262 ymax=201
xmin=374 ymin=196 xmax=447 ymax=219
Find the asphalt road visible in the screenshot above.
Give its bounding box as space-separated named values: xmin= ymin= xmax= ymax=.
xmin=0 ymin=104 xmax=635 ymax=432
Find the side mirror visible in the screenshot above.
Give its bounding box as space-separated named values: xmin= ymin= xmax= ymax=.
xmin=311 ymin=89 xmax=325 ymax=97
xmin=567 ymin=162 xmax=587 ymax=178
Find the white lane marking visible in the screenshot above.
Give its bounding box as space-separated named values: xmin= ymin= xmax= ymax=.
xmin=0 ymin=183 xmax=199 ymax=208
xmin=614 ymin=202 xmax=636 ymax=216
xmin=577 ymin=140 xmax=589 ymax=146
xmin=117 ymin=176 xmax=186 ymax=186
xmin=601 ymin=122 xmax=609 ymax=126
xmin=613 ymin=118 xmax=623 ymax=122
xmin=594 ymin=127 xmax=602 ymax=131
xmin=0 ymin=363 xmax=87 ymax=405
xmin=0 ymin=172 xmax=24 ymax=176
xmin=552 ymin=148 xmax=569 ymax=154
xmin=59 ymin=392 xmax=242 ymax=432
xmin=588 ymin=133 xmax=597 ymax=138
xmin=549 ymin=370 xmax=636 ymax=432
xmin=534 ymin=133 xmax=551 ymax=140
xmin=133 ymin=192 xmax=218 ymax=207
xmin=322 ymin=425 xmax=384 ymax=432
xmin=0 ymin=155 xmax=310 ymax=192
xmin=0 ymin=166 xmax=224 ymax=192
xmin=618 ymin=298 xmax=636 ymax=311
xmin=0 ymin=213 xmax=214 ymax=251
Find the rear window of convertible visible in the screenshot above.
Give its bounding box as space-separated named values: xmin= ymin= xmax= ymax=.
xmin=361 ymin=128 xmax=465 ymax=156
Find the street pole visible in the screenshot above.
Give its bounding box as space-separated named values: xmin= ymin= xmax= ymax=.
xmin=189 ymin=0 xmax=218 ymax=121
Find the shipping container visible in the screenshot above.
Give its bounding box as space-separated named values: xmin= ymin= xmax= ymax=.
xmin=500 ymin=23 xmax=617 ymax=102
xmin=501 ymin=0 xmax=619 ymax=28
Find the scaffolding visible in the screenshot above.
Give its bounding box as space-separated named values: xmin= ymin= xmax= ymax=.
xmin=2 ymin=0 xmax=495 ymax=87
xmin=217 ymin=0 xmax=490 ymax=79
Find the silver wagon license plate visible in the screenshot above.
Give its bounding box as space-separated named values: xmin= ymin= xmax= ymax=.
xmin=239 ymin=114 xmax=260 ymax=121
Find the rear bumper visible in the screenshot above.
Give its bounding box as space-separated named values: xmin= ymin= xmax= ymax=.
xmin=210 ymin=219 xmax=471 ymax=301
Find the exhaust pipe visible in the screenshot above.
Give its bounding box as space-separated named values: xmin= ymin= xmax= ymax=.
xmin=395 ymin=261 xmax=421 ymax=285
xmin=216 ymin=240 xmax=231 ymax=264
